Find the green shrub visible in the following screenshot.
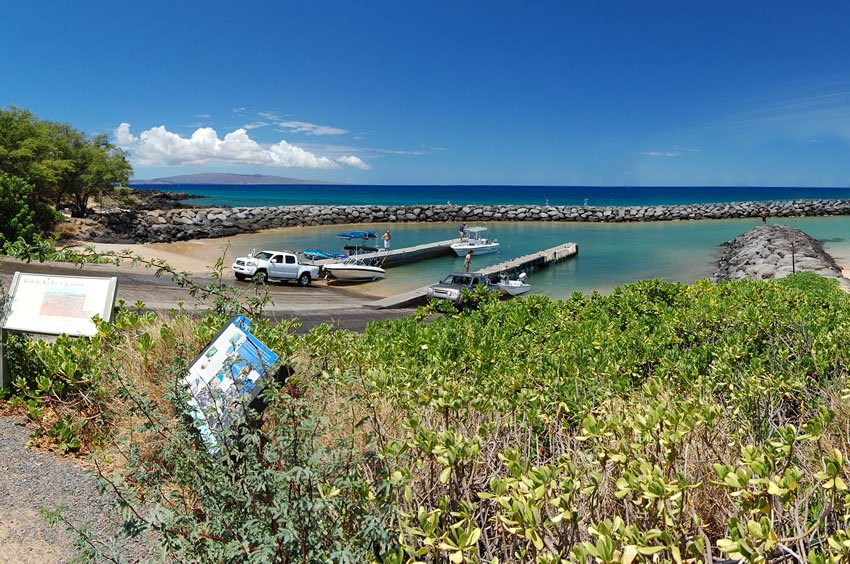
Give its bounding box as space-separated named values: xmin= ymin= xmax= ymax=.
xmin=0 ymin=173 xmax=37 ymax=245
xmin=12 ymin=265 xmax=850 ymax=561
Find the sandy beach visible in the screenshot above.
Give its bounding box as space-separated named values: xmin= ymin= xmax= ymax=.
xmin=70 ymin=238 xmax=247 ymax=276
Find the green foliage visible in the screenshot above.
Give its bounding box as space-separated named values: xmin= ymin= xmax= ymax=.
xmin=0 ymin=172 xmax=57 ymax=245
xmin=306 ymin=274 xmax=850 ymax=561
xmin=0 ymin=105 xmax=131 ymax=219
xmin=9 ymin=262 xmax=850 ymax=561
xmin=84 ymin=361 xmax=397 ymax=561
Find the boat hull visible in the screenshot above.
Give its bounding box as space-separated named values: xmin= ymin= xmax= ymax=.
xmin=451 ymin=242 xmax=500 ymax=256
xmin=495 ymin=282 xmax=532 ymax=296
xmin=324 ymin=265 xmax=385 ymax=281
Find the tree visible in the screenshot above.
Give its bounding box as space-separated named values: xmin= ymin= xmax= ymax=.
xmin=0 ymin=106 xmax=68 ymax=204
xmin=0 ymin=173 xmax=37 ymax=245
xmin=0 ymin=106 xmax=132 ymax=218
xmin=54 ymin=130 xmax=131 ymax=217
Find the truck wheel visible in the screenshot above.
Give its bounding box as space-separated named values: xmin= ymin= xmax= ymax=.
xmin=297 ymin=272 xmax=311 ymax=286
xmin=253 ymin=270 xmax=268 ymax=285
xmin=235 ymin=273 xmax=247 ymax=281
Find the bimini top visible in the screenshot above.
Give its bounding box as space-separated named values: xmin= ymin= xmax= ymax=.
xmin=465 ymin=226 xmax=488 ymax=234
xmin=336 ymin=231 xmax=378 ymax=240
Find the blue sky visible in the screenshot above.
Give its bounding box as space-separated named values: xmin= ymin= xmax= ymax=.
xmin=2 ymin=1 xmax=850 ymax=186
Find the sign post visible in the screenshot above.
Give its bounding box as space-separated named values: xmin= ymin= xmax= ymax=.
xmin=0 ymin=328 xmax=8 ymax=389
xmin=0 ymin=272 xmax=119 ymax=389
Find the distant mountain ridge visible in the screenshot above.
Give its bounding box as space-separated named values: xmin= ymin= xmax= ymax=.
xmin=131 ymin=173 xmax=331 ymax=185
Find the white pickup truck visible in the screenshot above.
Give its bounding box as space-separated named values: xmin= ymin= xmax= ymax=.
xmin=232 ymin=251 xmax=321 ymax=286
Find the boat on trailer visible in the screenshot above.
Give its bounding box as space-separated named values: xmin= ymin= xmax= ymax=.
xmin=323 ymin=257 xmax=386 ymax=282
xmin=492 ymin=272 xmax=531 ymax=296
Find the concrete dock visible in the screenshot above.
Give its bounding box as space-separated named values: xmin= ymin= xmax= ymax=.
xmin=311 ymin=238 xmax=459 ymax=268
xmin=366 ymin=241 xmax=579 ymax=309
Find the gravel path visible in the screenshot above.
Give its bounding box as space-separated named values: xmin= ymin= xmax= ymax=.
xmin=0 ymin=415 xmax=153 ymax=563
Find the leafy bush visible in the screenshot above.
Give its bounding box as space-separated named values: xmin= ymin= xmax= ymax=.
xmin=9 ymin=267 xmax=850 ymax=561
xmin=0 ymin=173 xmax=37 ymax=245
xmin=305 ymin=274 xmax=850 ymax=562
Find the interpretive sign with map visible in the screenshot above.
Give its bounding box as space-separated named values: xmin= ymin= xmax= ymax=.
xmin=184 ymin=315 xmax=279 ymax=451
xmin=2 ymin=273 xmax=118 ymax=337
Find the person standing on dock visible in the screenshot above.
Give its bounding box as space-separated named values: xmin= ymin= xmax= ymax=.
xmin=382 ymin=229 xmax=392 ymax=251
xmin=464 ymin=250 xmax=473 ymax=272
xmin=459 ymin=223 xmax=466 ymax=241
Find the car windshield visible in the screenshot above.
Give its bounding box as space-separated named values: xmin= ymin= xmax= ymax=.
xmin=253 ymin=252 xmax=273 ymax=260
xmin=441 ymin=274 xmax=471 ymax=285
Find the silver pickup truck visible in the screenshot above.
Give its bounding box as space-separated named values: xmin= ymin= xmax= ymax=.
xmin=232 ymin=251 xmax=320 ymax=286
xmin=426 ymin=272 xmax=495 ymax=305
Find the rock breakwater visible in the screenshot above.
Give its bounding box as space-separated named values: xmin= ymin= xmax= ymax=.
xmin=713 ymin=225 xmax=850 ymax=289
xmin=86 ymin=198 xmax=850 ymax=244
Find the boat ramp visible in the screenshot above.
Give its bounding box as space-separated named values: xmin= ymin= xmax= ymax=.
xmin=365 ymin=241 xmax=579 ymax=309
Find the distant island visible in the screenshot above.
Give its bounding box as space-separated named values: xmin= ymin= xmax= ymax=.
xmin=130 ymin=173 xmax=331 ymax=185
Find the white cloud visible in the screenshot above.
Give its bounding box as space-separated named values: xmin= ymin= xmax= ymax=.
xmin=114 ymin=123 xmax=370 ymax=169
xmin=641 ymin=148 xmax=698 ymax=158
xmin=642 ymin=151 xmax=684 ymax=158
xmin=258 ymin=112 xmax=280 ymax=120
xmin=232 ymin=107 xmax=247 ymax=113
xmin=115 ymin=122 xmax=137 ymax=146
xmin=277 ymin=120 xmax=348 ymax=136
xmin=336 ymin=155 xmax=370 ymax=170
xmin=243 ymin=121 xmax=268 ymax=130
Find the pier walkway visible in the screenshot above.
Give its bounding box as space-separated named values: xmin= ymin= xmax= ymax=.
xmin=366 ymin=241 xmax=579 ymax=309
xmin=312 ymin=238 xmax=459 ymax=268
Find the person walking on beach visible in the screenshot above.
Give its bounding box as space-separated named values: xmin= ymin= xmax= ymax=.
xmin=459 ymin=223 xmax=466 ymax=241
xmin=464 ymin=250 xmax=473 ymax=272
xmin=382 ymin=229 xmax=392 ymax=251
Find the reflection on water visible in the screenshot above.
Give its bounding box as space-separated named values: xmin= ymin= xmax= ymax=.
xmin=222 ymin=217 xmax=850 ymax=299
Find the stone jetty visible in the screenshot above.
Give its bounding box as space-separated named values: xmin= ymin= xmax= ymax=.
xmin=713 ymin=225 xmax=850 ymax=290
xmin=87 ymin=198 xmax=850 ymax=244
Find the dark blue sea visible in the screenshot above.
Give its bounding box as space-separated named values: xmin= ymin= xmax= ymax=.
xmin=132 ymin=184 xmax=850 ymax=208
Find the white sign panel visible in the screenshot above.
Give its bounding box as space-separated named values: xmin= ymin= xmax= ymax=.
xmin=184 ymin=316 xmax=279 ymax=451
xmin=3 ymin=273 xmax=118 ymax=337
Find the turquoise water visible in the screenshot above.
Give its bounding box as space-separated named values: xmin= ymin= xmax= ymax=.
xmin=136 ymin=184 xmax=850 ymax=207
xmin=228 ymin=216 xmax=850 ymax=298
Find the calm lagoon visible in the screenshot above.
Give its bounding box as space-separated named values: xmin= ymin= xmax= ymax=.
xmin=225 ymin=216 xmax=850 ymax=299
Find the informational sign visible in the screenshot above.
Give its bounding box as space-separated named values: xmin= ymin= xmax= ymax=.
xmin=184 ymin=315 xmax=279 ymax=451
xmin=2 ymin=273 xmax=118 ymax=337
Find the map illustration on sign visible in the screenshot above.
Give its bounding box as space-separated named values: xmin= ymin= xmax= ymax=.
xmin=184 ymin=316 xmax=279 ymax=451
xmin=2 ymin=273 xmax=118 ymax=337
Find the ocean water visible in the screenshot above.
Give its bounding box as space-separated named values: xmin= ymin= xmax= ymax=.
xmin=218 ymin=217 xmax=850 ymax=299
xmin=134 ymin=184 xmax=850 ymax=208
xmin=135 ymin=184 xmax=850 ymax=298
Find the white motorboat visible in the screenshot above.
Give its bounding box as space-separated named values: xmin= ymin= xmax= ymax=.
xmin=492 ymin=272 xmax=531 ymax=297
xmin=323 ymin=258 xmax=386 ymax=282
xmin=451 ymin=226 xmax=500 ymax=256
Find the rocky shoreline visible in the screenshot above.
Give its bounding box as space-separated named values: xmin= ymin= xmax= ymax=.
xmin=84 ymin=198 xmax=850 ymax=244
xmin=713 ymin=224 xmax=850 ymax=290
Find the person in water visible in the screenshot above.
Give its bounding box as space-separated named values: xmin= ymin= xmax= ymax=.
xmin=464 ymin=250 xmax=473 ymax=272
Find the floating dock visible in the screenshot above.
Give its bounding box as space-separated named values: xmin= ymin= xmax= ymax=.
xmin=311 ymin=238 xmax=458 ymax=268
xmin=366 ymin=241 xmax=579 ymax=309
